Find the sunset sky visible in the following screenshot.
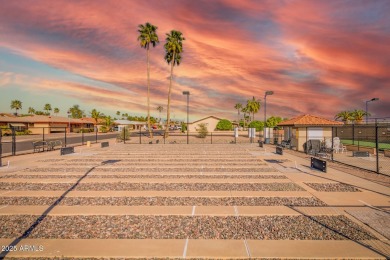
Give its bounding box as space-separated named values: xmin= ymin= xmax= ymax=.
xmin=1 ymin=0 xmax=389 ymax=121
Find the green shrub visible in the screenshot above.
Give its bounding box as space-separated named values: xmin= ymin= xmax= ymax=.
xmin=248 ymin=120 xmax=264 ymax=131
xmin=99 ymin=125 xmax=108 ymax=133
xmin=216 ymin=119 xmax=232 ymax=130
xmin=197 ymin=123 xmax=208 ymax=138
xmin=117 ymin=127 xmax=130 ymax=141
xmin=181 ymin=122 xmax=187 ymax=133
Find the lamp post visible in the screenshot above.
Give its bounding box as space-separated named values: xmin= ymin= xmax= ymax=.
xmin=365 ymin=98 xmax=379 ymax=124
xmin=183 ymin=91 xmax=190 ymax=144
xmin=264 ymin=91 xmax=274 ymax=143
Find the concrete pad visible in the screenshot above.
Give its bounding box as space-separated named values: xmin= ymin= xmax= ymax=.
xmin=195 ymin=206 xmax=235 ymax=216
xmin=0 ymin=206 xmax=193 ymax=215
xmin=247 ymin=240 xmax=385 ymax=259
xmin=76 ymin=178 xmax=292 ymax=184
xmin=284 ymin=172 xmax=338 ymax=182
xmin=230 ymin=191 xmax=313 ymax=197
xmin=186 ymin=240 xmax=248 ymax=258
xmin=1 ymin=239 xmax=184 ymax=258
xmin=293 ymin=206 xmax=345 ymax=215
xmin=237 ymin=206 xmax=301 ymax=216
xmin=312 ymin=191 xmax=390 ymax=206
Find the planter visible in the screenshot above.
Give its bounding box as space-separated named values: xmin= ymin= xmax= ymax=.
xmin=344 ymin=144 xmax=376 ymax=155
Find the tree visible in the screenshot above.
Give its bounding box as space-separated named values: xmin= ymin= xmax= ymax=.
xmin=335 ymin=111 xmax=353 ymax=124
xmin=116 ymin=111 xmax=120 ymax=116
xmin=43 ymin=104 xmax=52 ymax=115
xmin=138 ymin=22 xmax=159 ymax=139
xmin=234 ymin=103 xmax=242 ymax=125
xmin=69 ymin=105 xmax=84 ymax=119
xmin=241 ymin=107 xmax=248 ymax=129
xmin=246 ymin=96 xmax=260 ymax=121
xmin=54 ymin=108 xmax=60 ymax=116
xmin=266 ymin=116 xmax=283 ymax=128
xmin=28 ymin=107 xmax=35 ymax=115
xmin=10 ymin=100 xmax=22 ymax=115
xmin=164 ymin=30 xmax=185 ymax=138
xmin=156 ymin=105 xmax=164 ymax=123
xmin=216 ymin=119 xmax=233 ymax=131
xmin=351 ymin=109 xmax=369 ymax=124
xmin=248 ymin=120 xmax=264 ymax=131
xmin=90 ymin=109 xmax=101 ymax=132
xmin=104 ymin=116 xmax=113 ymax=129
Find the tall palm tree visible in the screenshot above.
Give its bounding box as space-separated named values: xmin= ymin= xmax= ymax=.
xmin=44 ymin=104 xmax=52 ymax=115
xmin=90 ymin=109 xmax=101 ymax=132
xmin=164 ymin=30 xmax=185 ymax=138
xmin=234 ymin=103 xmax=242 ymax=125
xmin=351 ymin=109 xmax=369 ymax=124
xmin=156 ymin=105 xmax=164 ymax=123
xmin=335 ymin=111 xmax=353 ymax=124
xmin=10 ymin=100 xmax=22 ymax=115
xmin=54 ymin=108 xmax=59 ymax=116
xmin=28 ymin=107 xmax=35 ymax=115
xmin=138 ymin=22 xmax=159 ymax=138
xmin=242 ymin=107 xmax=248 ymax=129
xmin=246 ymin=96 xmax=260 ymax=121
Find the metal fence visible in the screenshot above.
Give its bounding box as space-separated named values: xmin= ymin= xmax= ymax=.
xmin=0 ymin=127 xmax=117 ymax=163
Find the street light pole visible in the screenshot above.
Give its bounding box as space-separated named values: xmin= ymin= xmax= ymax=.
xmin=183 ymin=91 xmax=190 ymax=144
xmin=67 ymin=110 xmax=71 ymax=133
xmin=365 ymin=98 xmax=379 ymax=124
xmin=263 ymin=91 xmax=274 ymax=143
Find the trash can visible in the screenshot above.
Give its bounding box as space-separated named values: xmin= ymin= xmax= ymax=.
xmin=258 ymin=140 xmax=263 ymax=147
xmin=86 ymin=141 xmax=91 ymax=147
xmin=265 ymin=138 xmax=270 ymax=144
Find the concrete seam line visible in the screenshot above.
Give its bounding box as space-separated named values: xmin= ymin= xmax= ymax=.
xmin=244 ymin=239 xmax=251 ymax=258
xmin=182 ymin=237 xmax=189 ymax=258
xmin=358 ymin=200 xmax=390 ymax=214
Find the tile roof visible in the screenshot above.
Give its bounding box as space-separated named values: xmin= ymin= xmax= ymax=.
xmin=278 ymin=114 xmax=343 ymax=126
xmin=190 ymin=116 xmax=223 ymax=124
xmin=0 ymin=115 xmax=86 ymax=124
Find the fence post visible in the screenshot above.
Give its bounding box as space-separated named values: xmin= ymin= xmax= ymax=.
xmin=211 ymin=132 xmax=213 ymax=144
xmin=375 ymin=120 xmax=379 ymax=174
xmin=0 ymin=128 xmax=2 ymax=167
xmin=11 ymin=127 xmax=16 ymax=156
xmin=64 ymin=127 xmax=67 ymax=147
xmin=139 ymin=127 xmax=141 ymax=144
xmin=42 ymin=127 xmax=45 ymax=142
xmin=95 ymin=128 xmax=98 ymax=143
xmin=123 ymin=127 xmax=126 ymax=144
xmin=331 ymin=127 xmax=334 ymax=161
xmin=352 ymin=124 xmax=355 ymax=145
xmin=305 ymin=127 xmax=308 ymax=154
xmin=82 ymin=131 xmax=84 ymax=145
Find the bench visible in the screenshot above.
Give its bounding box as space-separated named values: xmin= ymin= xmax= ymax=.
xmin=33 ymin=141 xmax=48 ymax=153
xmin=47 ymin=140 xmax=62 ymax=151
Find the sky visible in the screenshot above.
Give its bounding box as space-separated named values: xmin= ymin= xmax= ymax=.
xmin=0 ymin=0 xmax=389 ymax=122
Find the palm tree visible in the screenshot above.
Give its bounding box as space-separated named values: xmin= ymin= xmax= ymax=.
xmin=90 ymin=109 xmax=101 ymax=132
xmin=164 ymin=30 xmax=185 ymax=138
xmin=156 ymin=105 xmax=164 ymax=123
xmin=54 ymin=108 xmax=59 ymax=116
xmin=105 ymin=116 xmax=113 ymax=129
xmin=234 ymin=103 xmax=242 ymax=125
xmin=69 ymin=105 xmax=84 ymax=119
xmin=246 ymin=96 xmax=260 ymax=121
xmin=335 ymin=111 xmax=353 ymax=124
xmin=351 ymin=109 xmax=369 ymax=124
xmin=28 ymin=107 xmax=35 ymax=115
xmin=43 ymin=104 xmax=52 ymax=115
xmin=138 ymin=22 xmax=159 ymax=138
xmin=10 ymin=100 xmax=22 ymax=115
xmin=116 ymin=111 xmax=120 ymax=116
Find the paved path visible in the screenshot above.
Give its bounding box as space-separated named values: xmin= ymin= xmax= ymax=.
xmin=0 ymin=142 xmax=389 ymax=259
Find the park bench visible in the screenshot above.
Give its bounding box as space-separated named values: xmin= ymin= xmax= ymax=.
xmin=47 ymin=140 xmax=63 ymax=151
xmin=32 ymin=141 xmax=48 ymax=153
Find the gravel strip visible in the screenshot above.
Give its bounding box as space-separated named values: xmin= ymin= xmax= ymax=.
xmin=305 ymin=183 xmax=361 ymax=192
xmin=68 ymin=158 xmax=264 ymax=162
xmin=0 ymin=182 xmax=305 ymax=191
xmin=0 ymin=215 xmax=375 ymax=240
xmin=0 ymin=174 xmax=287 ymax=179
xmin=0 ymin=196 xmax=326 ymax=206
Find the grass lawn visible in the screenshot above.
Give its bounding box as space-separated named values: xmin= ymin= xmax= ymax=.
xmin=341 ymin=139 xmax=390 ymax=150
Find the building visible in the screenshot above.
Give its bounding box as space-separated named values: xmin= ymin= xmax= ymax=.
xmin=278 ymin=114 xmax=343 ymax=152
xmin=0 ymin=114 xmax=92 ymax=134
xmin=187 ymin=116 xmax=222 ymax=133
xmin=114 ymin=120 xmax=146 ymax=131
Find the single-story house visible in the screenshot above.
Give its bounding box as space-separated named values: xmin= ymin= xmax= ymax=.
xmin=278 ymin=114 xmax=343 ymax=152
xmin=187 ymin=116 xmax=222 ymax=133
xmin=0 ymin=114 xmax=91 ymax=134
xmin=114 ymin=120 xmax=146 ymax=131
